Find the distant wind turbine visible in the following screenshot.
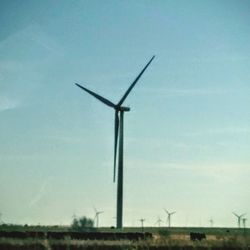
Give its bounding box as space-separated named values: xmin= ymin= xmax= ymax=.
xmin=155 ymin=217 xmax=163 ymax=227
xmin=140 ymin=218 xmax=145 ymax=231
xmin=72 ymin=213 xmax=77 ymax=220
xmin=209 ymin=218 xmax=214 ymax=227
xmin=94 ymin=208 xmax=104 ymax=228
xmin=75 ymin=56 xmax=155 ymax=229
xmin=232 ymin=212 xmax=246 ymax=228
xmin=164 ymin=209 xmax=176 ymax=228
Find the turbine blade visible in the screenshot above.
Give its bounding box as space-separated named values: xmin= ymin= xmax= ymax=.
xmin=113 ymin=111 xmax=119 ymax=182
xmin=240 ymin=213 xmax=246 ymax=218
xmin=93 ymin=206 xmax=97 ymax=213
xmin=75 ymin=83 xmax=116 ymax=108
xmin=163 ymin=208 xmax=169 ymax=214
xmin=232 ymin=212 xmax=239 ymax=218
xmin=117 ymin=55 xmax=155 ymax=106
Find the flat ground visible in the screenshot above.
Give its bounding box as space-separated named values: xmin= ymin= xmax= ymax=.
xmin=0 ymin=225 xmax=249 ymax=249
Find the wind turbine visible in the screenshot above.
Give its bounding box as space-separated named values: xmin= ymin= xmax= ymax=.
xmin=75 ymin=56 xmax=155 ymax=229
xmin=209 ymin=218 xmax=214 ymax=227
xmin=94 ymin=208 xmax=104 ymax=228
xmin=155 ymin=217 xmax=163 ymax=227
xmin=72 ymin=213 xmax=77 ymax=221
xmin=139 ymin=218 xmax=145 ymax=231
xmin=164 ymin=209 xmax=176 ymax=228
xmin=232 ymin=212 xmax=246 ymax=228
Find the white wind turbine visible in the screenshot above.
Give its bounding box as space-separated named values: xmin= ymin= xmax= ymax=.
xmin=94 ymin=208 xmax=104 ymax=228
xmin=232 ymin=212 xmax=246 ymax=228
xmin=164 ymin=209 xmax=176 ymax=228
xmin=155 ymin=217 xmax=163 ymax=227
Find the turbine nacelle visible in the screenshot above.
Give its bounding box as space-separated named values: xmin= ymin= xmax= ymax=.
xmin=117 ymin=106 xmax=130 ymax=112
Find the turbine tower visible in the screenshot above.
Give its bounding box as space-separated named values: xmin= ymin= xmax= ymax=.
xmin=75 ymin=56 xmax=155 ymax=229
xmin=94 ymin=208 xmax=104 ymax=228
xmin=140 ymin=218 xmax=145 ymax=231
xmin=242 ymin=218 xmax=247 ymax=229
xmin=164 ymin=209 xmax=176 ymax=228
xmin=232 ymin=212 xmax=246 ymax=228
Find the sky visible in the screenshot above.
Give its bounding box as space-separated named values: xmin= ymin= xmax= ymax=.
xmin=0 ymin=0 xmax=250 ymax=228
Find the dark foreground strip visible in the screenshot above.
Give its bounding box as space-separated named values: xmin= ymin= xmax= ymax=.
xmin=0 ymin=231 xmax=152 ymax=241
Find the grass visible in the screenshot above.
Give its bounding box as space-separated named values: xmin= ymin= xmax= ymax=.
xmin=0 ymin=225 xmax=250 ymax=250
xmin=1 ymin=237 xmax=250 ymax=250
xmin=1 ymin=235 xmax=250 ymax=250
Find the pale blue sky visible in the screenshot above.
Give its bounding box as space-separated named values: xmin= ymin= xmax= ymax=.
xmin=0 ymin=0 xmax=250 ymax=227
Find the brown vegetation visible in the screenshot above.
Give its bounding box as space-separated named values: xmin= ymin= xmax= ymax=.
xmin=0 ymin=226 xmax=249 ymax=250
xmin=0 ymin=233 xmax=250 ymax=250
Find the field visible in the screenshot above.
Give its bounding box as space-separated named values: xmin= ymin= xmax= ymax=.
xmin=0 ymin=225 xmax=249 ymax=250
